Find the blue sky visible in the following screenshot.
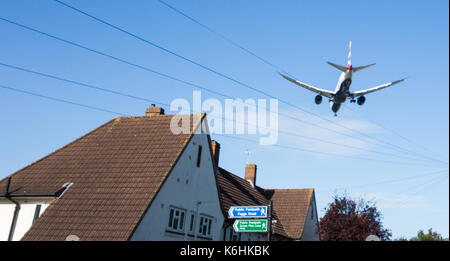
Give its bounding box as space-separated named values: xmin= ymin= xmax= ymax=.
xmin=0 ymin=0 xmax=448 ymax=239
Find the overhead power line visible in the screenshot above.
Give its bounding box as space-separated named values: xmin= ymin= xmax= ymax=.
xmin=0 ymin=81 xmax=444 ymax=167
xmin=316 ymin=169 xmax=448 ymax=193
xmin=51 ymin=0 xmax=447 ymax=165
xmin=0 ymin=84 xmax=124 ymax=115
xmin=0 ymin=18 xmax=230 ymax=99
xmin=0 ymin=62 xmax=170 ymax=108
xmin=0 ymin=61 xmax=444 ymax=166
xmin=386 ymin=173 xmax=449 ymax=211
xmin=155 ymin=0 xmax=448 ymax=165
xmin=343 ymin=104 xmax=448 ymax=163
xmin=398 ymin=173 xmax=448 ymax=196
xmin=2 ymin=17 xmax=434 ymax=164
xmin=216 ymin=135 xmax=445 ymax=167
xmin=156 ymin=0 xmax=292 ymax=77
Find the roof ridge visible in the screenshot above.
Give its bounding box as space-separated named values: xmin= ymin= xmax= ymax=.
xmin=120 ymin=113 xmax=205 ymax=119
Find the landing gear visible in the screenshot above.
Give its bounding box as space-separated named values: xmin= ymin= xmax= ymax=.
xmin=350 ymin=99 xmax=356 ymax=103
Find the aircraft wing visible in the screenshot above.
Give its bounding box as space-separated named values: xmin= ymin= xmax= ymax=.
xmin=279 ymin=73 xmax=334 ymax=98
xmin=349 ymin=78 xmax=406 ymax=98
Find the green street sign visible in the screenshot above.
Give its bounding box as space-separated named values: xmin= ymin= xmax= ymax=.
xmin=233 ymin=219 xmax=267 ymax=232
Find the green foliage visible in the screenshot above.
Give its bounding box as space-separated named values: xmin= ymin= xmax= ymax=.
xmin=410 ymin=228 xmax=449 ymax=241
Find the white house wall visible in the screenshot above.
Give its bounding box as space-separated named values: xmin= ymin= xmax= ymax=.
xmin=0 ymin=198 xmax=52 ymax=241
xmin=131 ymin=123 xmax=224 ymax=241
xmin=300 ymin=192 xmax=320 ymax=241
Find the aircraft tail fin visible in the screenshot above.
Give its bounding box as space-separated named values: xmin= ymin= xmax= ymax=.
xmin=328 ymin=42 xmax=376 ymax=72
xmin=347 ymin=41 xmax=352 ymax=70
xmin=327 ymin=61 xmax=347 ymax=72
xmin=327 ymin=41 xmax=353 ymax=72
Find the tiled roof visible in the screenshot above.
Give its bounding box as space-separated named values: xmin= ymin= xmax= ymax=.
xmin=265 ymin=188 xmax=314 ymax=239
xmin=216 ymin=167 xmax=314 ymax=240
xmin=215 ymin=168 xmax=287 ymax=239
xmin=0 ymin=114 xmax=204 ymax=241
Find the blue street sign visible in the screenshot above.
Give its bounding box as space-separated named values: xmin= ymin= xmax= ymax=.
xmin=228 ymin=206 xmax=268 ymax=218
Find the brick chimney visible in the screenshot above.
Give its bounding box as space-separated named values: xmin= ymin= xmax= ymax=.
xmin=245 ymin=164 xmax=257 ymax=187
xmin=211 ymin=140 xmax=220 ymax=167
xmin=146 ymin=104 xmax=164 ymax=117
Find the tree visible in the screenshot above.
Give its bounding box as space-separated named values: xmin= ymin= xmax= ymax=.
xmin=318 ymin=194 xmax=391 ymax=241
xmin=410 ymin=228 xmax=449 ymax=241
xmin=393 ymin=237 xmax=409 ymax=241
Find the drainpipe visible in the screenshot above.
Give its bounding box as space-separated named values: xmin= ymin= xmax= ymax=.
xmin=4 ymin=177 xmax=20 ymax=241
xmin=194 ymin=201 xmax=201 ymax=241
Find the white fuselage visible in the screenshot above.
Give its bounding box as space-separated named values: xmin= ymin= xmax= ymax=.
xmin=330 ymin=70 xmax=353 ymax=113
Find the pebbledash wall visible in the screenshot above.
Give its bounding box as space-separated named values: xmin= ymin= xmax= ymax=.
xmin=130 ymin=120 xmax=225 ymax=241
xmin=0 ymin=198 xmax=52 ymax=241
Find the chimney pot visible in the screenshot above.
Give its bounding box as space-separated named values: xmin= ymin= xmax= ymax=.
xmin=211 ymin=140 xmax=220 ymax=167
xmin=146 ymin=105 xmax=165 ymax=117
xmin=245 ymin=164 xmax=257 ymax=187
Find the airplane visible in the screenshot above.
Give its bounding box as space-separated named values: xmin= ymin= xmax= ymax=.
xmin=280 ymin=41 xmax=406 ymax=116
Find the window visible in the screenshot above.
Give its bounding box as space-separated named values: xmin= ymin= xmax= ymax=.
xmin=188 ymin=212 xmax=196 ymax=234
xmin=229 ymin=228 xmax=241 ymax=241
xmin=198 ymin=215 xmax=212 ymax=237
xmin=32 ymin=204 xmax=42 ymax=224
xmin=196 ymin=145 xmax=202 ymax=167
xmin=167 ymin=207 xmax=186 ymax=232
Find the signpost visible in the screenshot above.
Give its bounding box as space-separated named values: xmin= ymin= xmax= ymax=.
xmin=228 ymin=206 xmax=268 ymax=218
xmin=233 ymin=219 xmax=268 ymax=232
xmin=228 ymin=204 xmax=272 ymax=241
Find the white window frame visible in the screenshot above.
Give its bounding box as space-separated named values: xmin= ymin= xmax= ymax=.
xmin=32 ymin=203 xmax=42 ymax=224
xmin=188 ymin=211 xmax=196 ymax=234
xmin=167 ymin=206 xmax=186 ymax=233
xmin=198 ymin=214 xmax=213 ymax=237
xmin=229 ymin=227 xmax=241 ymax=241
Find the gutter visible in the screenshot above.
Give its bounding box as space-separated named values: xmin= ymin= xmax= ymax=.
xmin=0 ymin=194 xmax=57 ymax=198
xmin=4 ymin=177 xmax=20 ymax=241
xmin=1 ymin=180 xmax=71 ymax=241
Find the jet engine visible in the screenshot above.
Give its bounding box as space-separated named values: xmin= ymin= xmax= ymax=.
xmin=315 ymin=95 xmax=323 ymax=105
xmin=357 ymin=96 xmax=366 ymax=105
